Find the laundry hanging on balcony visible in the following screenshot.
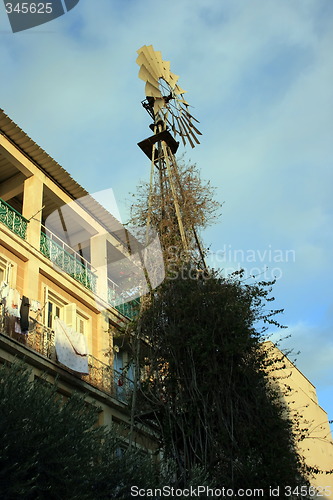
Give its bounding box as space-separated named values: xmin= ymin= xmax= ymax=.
xmin=0 ymin=281 xmax=9 ymax=300
xmin=54 ymin=317 xmax=89 ymax=374
xmin=20 ymin=296 xmax=30 ymax=334
xmin=5 ymin=288 xmax=21 ymax=318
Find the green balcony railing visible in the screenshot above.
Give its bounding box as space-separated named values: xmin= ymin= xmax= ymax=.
xmin=0 ymin=197 xmax=28 ymax=239
xmin=115 ymin=299 xmax=140 ymax=321
xmin=40 ymin=229 xmax=97 ymax=293
xmin=107 ymin=279 xmax=140 ymax=320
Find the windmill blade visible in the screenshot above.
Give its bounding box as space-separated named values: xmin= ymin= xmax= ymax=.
xmin=175 ymin=116 xmax=187 ymax=146
xmin=138 ymin=65 xmax=159 ymax=88
xmin=174 ymin=84 xmax=187 ymax=95
xmin=145 ymin=81 xmax=163 ymax=99
xmin=178 ymin=111 xmax=201 ymax=145
xmin=169 ymin=71 xmax=180 ymax=88
xmin=187 ymin=120 xmax=202 ymax=136
xmin=186 ymin=111 xmax=201 ymax=124
xmin=154 ymin=49 xmax=163 ymax=66
xmin=181 ymin=111 xmax=202 ymax=139
xmin=177 ymin=98 xmax=190 ymax=105
xmin=145 ymin=45 xmax=163 ymax=78
xmin=136 ymin=51 xmax=160 ymax=81
xmin=161 ymin=60 xmax=171 ymax=82
xmin=176 ymin=116 xmax=193 ymax=147
xmin=171 ymin=114 xmax=177 ymax=136
xmin=153 ymin=50 xmax=166 ymax=79
xmin=174 ymin=99 xmax=201 ymax=134
xmin=179 ymin=133 xmax=187 ymax=147
xmin=179 ymin=115 xmax=200 ymax=146
xmin=166 ymin=114 xmax=178 ymax=137
xmin=185 ymin=131 xmax=195 ymax=149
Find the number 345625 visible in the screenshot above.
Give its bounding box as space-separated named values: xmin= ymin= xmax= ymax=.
xmin=5 ymin=3 xmax=53 ymax=14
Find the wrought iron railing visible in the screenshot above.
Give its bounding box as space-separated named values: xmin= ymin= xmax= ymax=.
xmin=40 ymin=226 xmax=97 ymax=293
xmin=107 ymin=277 xmax=140 ymax=320
xmin=82 ymin=355 xmax=134 ymax=404
xmin=0 ymin=197 xmax=28 ymax=239
xmin=115 ymin=299 xmax=141 ymax=321
xmin=107 ymin=276 xmax=119 ymax=305
xmin=0 ymin=312 xmax=56 ymax=360
xmin=0 ymin=309 xmax=133 ymax=404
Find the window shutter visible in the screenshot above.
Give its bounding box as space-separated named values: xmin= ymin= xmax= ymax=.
xmin=63 ymin=303 xmax=77 ymax=329
xmin=5 ymin=261 xmax=12 ymax=284
xmin=77 ymin=316 xmax=85 ymax=335
xmin=43 ymin=286 xmax=49 ymax=326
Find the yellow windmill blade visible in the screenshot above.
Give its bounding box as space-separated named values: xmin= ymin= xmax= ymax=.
xmin=153 ymin=50 xmax=165 ymax=79
xmin=145 ymin=81 xmax=163 ymax=100
xmin=168 ymin=72 xmax=180 ymax=89
xmin=136 ymin=51 xmax=159 ymax=81
xmin=161 ymin=59 xmax=171 ymax=82
xmin=138 ymin=65 xmax=159 ymax=88
xmin=145 ymin=45 xmax=163 ymax=78
xmin=174 ymin=85 xmax=187 ymax=95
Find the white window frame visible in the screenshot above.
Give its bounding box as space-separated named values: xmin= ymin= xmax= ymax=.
xmin=43 ymin=286 xmax=91 ymax=346
xmin=0 ymin=253 xmax=16 ymax=288
xmin=44 ymin=287 xmax=66 ymax=330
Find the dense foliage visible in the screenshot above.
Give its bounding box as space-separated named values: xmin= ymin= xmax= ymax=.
xmin=133 ymin=268 xmax=310 ymax=494
xmin=0 ymin=362 xmax=159 ymax=499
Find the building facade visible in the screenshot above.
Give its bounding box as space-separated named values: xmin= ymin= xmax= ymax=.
xmin=0 ymin=109 xmax=157 ymax=452
xmin=264 ymin=341 xmax=333 ymax=498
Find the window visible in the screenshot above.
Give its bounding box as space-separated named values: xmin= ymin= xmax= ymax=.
xmin=43 ymin=286 xmax=91 ymax=351
xmin=76 ymin=311 xmax=87 ymax=335
xmin=0 ymin=254 xmax=14 ymax=287
xmin=114 ymin=349 xmax=134 ymax=382
xmin=47 ymin=301 xmax=60 ymax=329
xmin=43 ymin=287 xmax=66 ymax=329
xmin=115 ymin=445 xmax=127 ymax=458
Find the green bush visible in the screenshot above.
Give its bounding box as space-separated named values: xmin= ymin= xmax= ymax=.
xmin=0 ymin=361 xmax=158 ymax=499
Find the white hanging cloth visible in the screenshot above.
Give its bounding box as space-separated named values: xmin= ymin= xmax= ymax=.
xmin=6 ymin=288 xmax=21 ymax=318
xmin=54 ymin=317 xmax=89 ymax=374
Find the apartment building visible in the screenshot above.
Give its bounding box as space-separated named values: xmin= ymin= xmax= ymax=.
xmin=0 ymin=108 xmax=157 ymax=452
xmin=264 ymin=341 xmax=333 ymax=498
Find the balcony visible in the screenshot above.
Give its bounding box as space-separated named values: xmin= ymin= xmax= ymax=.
xmin=0 ymin=309 xmax=134 ymax=404
xmin=107 ymin=277 xmax=141 ymax=320
xmin=115 ymin=299 xmax=140 ymax=321
xmin=84 ymin=356 xmax=134 ymax=404
xmin=40 ymin=226 xmax=97 ymax=293
xmin=0 ymin=197 xmax=28 ymax=240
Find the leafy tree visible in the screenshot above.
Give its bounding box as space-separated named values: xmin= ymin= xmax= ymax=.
xmin=0 ymin=361 xmax=159 ymax=499
xmin=133 ymin=268 xmax=310 ymax=494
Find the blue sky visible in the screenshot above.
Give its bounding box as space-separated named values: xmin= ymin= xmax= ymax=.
xmin=1 ymin=0 xmax=332 ymax=427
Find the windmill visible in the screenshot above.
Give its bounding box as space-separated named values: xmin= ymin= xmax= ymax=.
xmin=136 ymin=45 xmax=206 ymax=269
